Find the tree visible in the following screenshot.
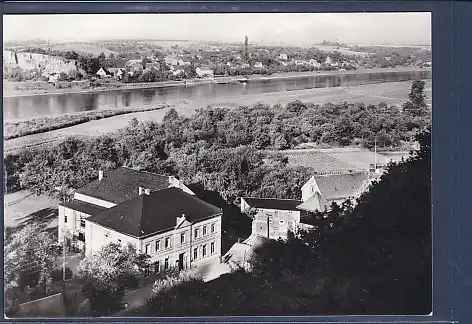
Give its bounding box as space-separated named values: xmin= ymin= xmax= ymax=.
xmin=403 ymin=80 xmax=429 ymax=117
xmin=4 ymin=225 xmax=61 ymax=303
xmin=77 ymin=243 xmax=149 ymax=315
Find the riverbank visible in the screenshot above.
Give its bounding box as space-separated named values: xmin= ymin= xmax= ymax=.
xmin=4 ymin=80 xmax=431 ymax=155
xmin=4 ymin=105 xmax=169 ymax=140
xmin=2 ymin=66 xmax=430 ymax=98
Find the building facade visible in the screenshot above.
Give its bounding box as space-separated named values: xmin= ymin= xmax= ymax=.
xmin=58 ymin=167 xmax=196 ymax=251
xmin=240 ymin=197 xmax=302 ymax=240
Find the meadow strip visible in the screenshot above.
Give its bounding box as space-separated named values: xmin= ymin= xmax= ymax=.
xmin=4 ymin=105 xmax=169 ymax=140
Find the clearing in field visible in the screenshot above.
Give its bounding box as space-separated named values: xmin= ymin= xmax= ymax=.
xmin=272 ymin=147 xmax=411 ymax=172
xmin=4 ymin=190 xmax=59 ymax=230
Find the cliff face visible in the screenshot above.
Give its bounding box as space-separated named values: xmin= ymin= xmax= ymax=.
xmin=3 ymin=50 xmax=78 ymax=75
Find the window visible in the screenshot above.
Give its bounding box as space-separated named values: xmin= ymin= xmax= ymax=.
xmin=193 ymin=247 xmax=198 ymax=260
xmin=105 ymin=232 xmax=109 ymax=238
xmin=203 ymin=226 xmax=207 ymax=236
xmin=279 ymin=220 xmax=285 ymax=224
xmin=202 ymin=244 xmax=207 ymax=257
xmin=118 ymin=239 xmax=122 ymax=243
xmin=78 ymin=232 xmax=85 ymax=242
xmin=154 ymin=261 xmax=160 ymax=274
xmin=211 ymin=242 xmax=215 ymax=254
xmin=211 ymin=223 xmax=215 ymax=233
xmin=80 ymin=218 xmax=85 ymax=228
xmin=64 ymin=215 xmax=68 ymax=223
xmin=145 ymin=244 xmax=150 ymax=255
xmin=164 ymin=258 xmax=169 ymax=270
xmin=194 ymin=228 xmax=200 ymax=239
xmin=180 ymin=232 xmax=185 ymax=244
xmin=155 ymin=240 xmax=160 ymax=251
xmin=165 ymin=237 xmax=170 ymax=249
xmin=144 ymin=265 xmax=150 ymax=277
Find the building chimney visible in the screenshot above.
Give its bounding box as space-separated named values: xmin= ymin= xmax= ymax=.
xmin=139 ymin=187 xmax=144 ymax=195
xmin=98 ymin=170 xmax=104 ymax=181
xmin=144 ymin=188 xmax=151 ymax=195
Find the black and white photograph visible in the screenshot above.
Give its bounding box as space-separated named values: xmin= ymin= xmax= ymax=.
xmin=3 ymin=12 xmax=432 ymax=318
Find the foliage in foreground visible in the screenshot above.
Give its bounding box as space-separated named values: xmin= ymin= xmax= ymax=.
xmin=77 ymin=243 xmax=149 ymax=316
xmin=139 ymin=128 xmax=431 ymax=316
xmin=4 ymin=225 xmax=62 ymax=308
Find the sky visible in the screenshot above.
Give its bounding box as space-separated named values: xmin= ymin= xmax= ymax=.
xmin=3 ymin=13 xmax=431 ymax=46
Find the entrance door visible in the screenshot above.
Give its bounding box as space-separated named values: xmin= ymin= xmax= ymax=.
xmin=178 ymin=253 xmax=185 ymax=271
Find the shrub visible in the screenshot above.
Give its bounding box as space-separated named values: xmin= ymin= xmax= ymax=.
xmin=51 ymin=267 xmax=73 ymax=282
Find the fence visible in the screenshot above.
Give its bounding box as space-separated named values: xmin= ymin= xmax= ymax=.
xmin=313 ymin=169 xmax=367 ymax=176
xmin=13 ymin=292 xmax=66 ymax=317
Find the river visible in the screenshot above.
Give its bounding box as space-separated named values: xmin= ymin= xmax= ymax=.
xmin=3 ymin=69 xmax=431 ymax=121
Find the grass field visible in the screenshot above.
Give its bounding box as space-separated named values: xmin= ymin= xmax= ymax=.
xmin=269 ymin=147 xmax=411 ymax=172
xmin=4 ymin=105 xmax=168 ymax=140
xmin=50 ymin=43 xmax=118 ymax=56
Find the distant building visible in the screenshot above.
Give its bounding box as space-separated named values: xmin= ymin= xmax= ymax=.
xmin=254 ymin=62 xmax=263 ymax=69
xmin=309 ymin=59 xmax=321 ymax=67
xmin=47 ymin=73 xmax=60 ymax=83
xmin=96 ymin=67 xmax=112 ymax=78
xmin=325 ymin=56 xmax=333 ymax=65
xmin=196 ymin=67 xmax=214 ymax=77
xmin=177 ymin=59 xmax=191 ymax=66
xmin=145 ymin=62 xmax=161 ymax=71
xmin=172 ymin=69 xmax=185 ymax=77
xmin=240 ymin=63 xmax=250 ymax=69
xmin=164 ymin=56 xmax=179 ymax=66
xmin=279 ymin=53 xmax=288 ymax=60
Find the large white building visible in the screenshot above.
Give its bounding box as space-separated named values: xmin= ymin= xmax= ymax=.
xmin=58 ymin=167 xmax=222 ymax=273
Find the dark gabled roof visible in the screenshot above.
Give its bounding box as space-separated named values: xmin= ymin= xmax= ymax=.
xmin=87 ymin=187 xmax=222 ymax=238
xmin=75 ymin=167 xmax=170 ymax=204
xmin=60 ymin=199 xmax=107 ymax=216
xmin=242 ymin=197 xmax=302 ymax=211
xmin=314 ymin=172 xmax=369 ymax=200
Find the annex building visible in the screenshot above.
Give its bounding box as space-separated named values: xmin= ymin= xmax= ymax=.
xmin=241 ymin=172 xmax=370 ymax=240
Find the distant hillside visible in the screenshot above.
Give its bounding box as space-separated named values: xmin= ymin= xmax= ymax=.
xmin=3 ymin=50 xmax=78 ymax=75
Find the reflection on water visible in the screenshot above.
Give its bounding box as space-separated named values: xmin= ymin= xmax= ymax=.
xmin=3 ymin=70 xmax=431 ymax=120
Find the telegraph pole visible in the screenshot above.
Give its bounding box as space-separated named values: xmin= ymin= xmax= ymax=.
xmin=374 ymin=136 xmax=377 ymax=172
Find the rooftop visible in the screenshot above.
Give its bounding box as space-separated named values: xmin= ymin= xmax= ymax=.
xmin=242 ymin=197 xmax=302 ymax=211
xmin=314 ymin=172 xmax=369 ymax=201
xmin=60 ymin=199 xmax=107 ymax=216
xmin=87 ymin=187 xmax=222 ymax=238
xmin=75 ymin=167 xmax=171 ymax=204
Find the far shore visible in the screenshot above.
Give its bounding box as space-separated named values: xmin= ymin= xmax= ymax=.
xmin=2 ymin=66 xmax=431 ymax=98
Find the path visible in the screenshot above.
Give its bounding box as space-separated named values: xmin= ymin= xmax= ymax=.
xmin=112 ymin=256 xmax=231 ymax=316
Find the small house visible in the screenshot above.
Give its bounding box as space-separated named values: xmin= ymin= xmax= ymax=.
xmin=196 ymin=67 xmax=214 ymax=78
xmin=279 ymin=53 xmax=288 ymax=60
xmin=254 ymin=62 xmax=263 ymax=69
xmin=177 ymin=59 xmax=191 ymax=66
xmin=164 ymin=56 xmax=179 ymax=66
xmin=145 ymin=62 xmax=161 ymax=71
